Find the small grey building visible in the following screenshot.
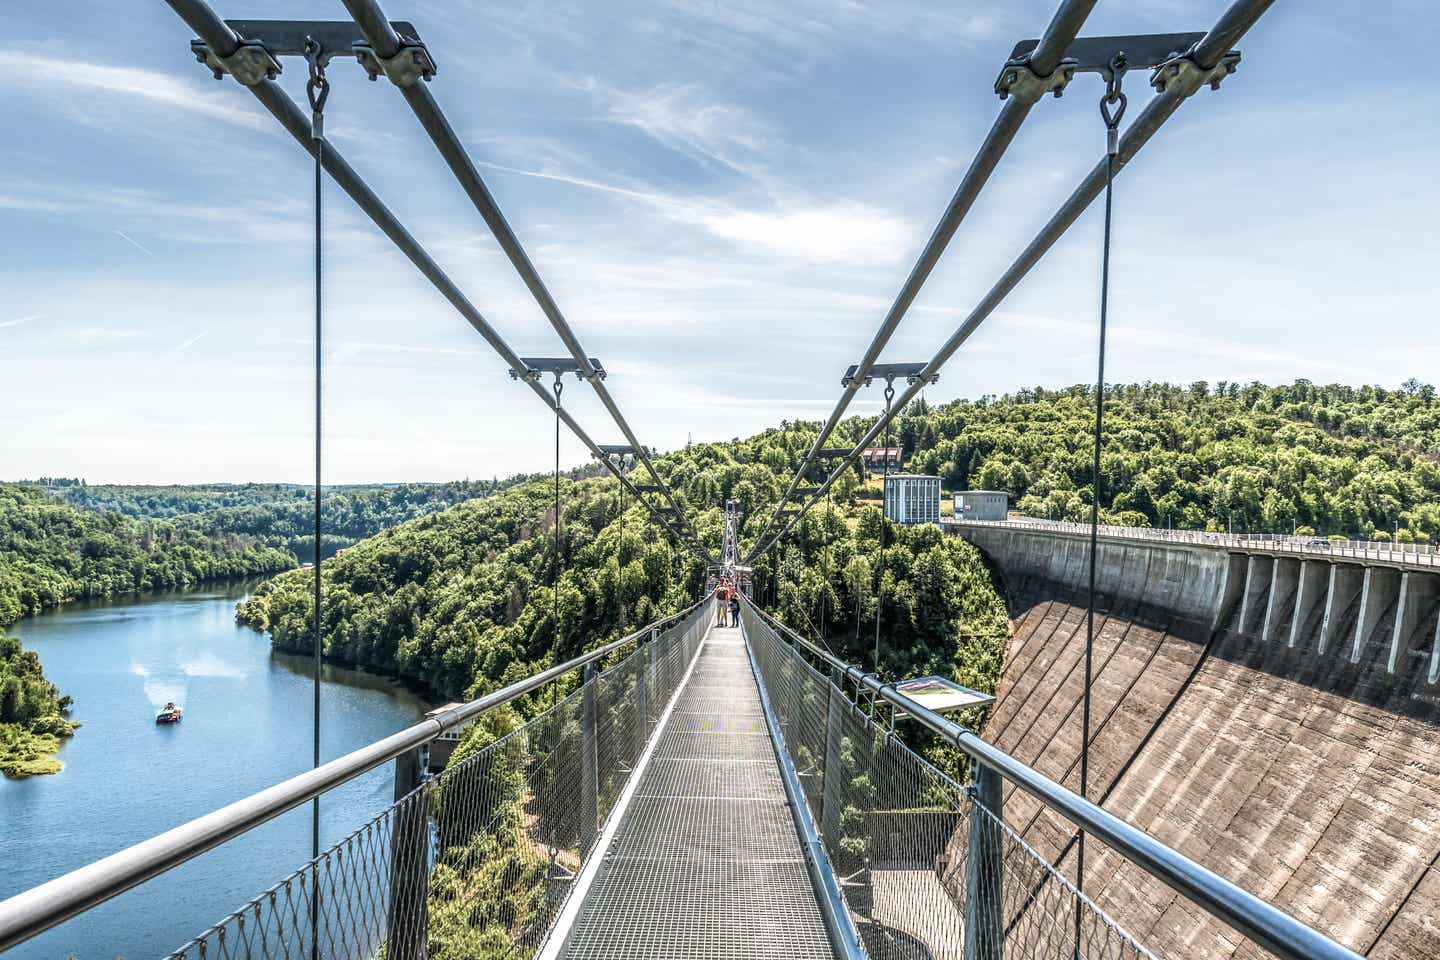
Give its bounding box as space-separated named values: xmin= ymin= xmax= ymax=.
xmin=884 ymin=474 xmax=941 ymax=526
xmin=955 ymin=490 xmax=1009 ymax=521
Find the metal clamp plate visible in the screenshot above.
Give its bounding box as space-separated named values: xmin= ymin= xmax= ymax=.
xmin=354 ymin=41 xmax=437 ymax=86
xmin=995 ymin=59 xmax=1076 ymax=103
xmin=509 ymin=357 xmax=607 ymax=381
xmin=190 ymin=19 xmax=434 ymax=85
xmin=1151 ymin=48 xmax=1242 ymax=97
xmin=191 ymin=40 xmax=282 ymax=86
xmin=841 ymin=362 xmax=934 ymax=388
xmin=997 ymin=33 xmax=1208 ymax=101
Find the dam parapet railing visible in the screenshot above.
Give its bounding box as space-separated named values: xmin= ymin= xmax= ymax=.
xmin=944 ymin=518 xmax=1438 ymax=571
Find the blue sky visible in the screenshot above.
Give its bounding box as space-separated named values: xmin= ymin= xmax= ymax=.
xmin=2 ymin=1 xmax=1436 ymax=483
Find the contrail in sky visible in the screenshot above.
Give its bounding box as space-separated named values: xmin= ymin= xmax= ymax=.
xmin=0 ymin=314 xmax=40 ymax=329
xmin=113 ymin=229 xmax=156 ymax=257
xmin=177 ymin=330 xmax=209 ymax=352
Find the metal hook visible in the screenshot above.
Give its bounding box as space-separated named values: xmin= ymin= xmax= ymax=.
xmin=303 ymin=38 xmax=330 ymax=139
xmin=1100 ymin=53 xmax=1128 ymax=155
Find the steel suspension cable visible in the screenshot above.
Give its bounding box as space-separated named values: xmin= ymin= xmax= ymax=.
xmin=746 ymin=0 xmax=1272 ymax=562
xmin=302 ymin=38 xmax=328 ymax=960
xmin=1077 ymin=52 xmax=1127 ymax=952
xmin=553 ymin=375 xmax=564 ymax=671
xmin=874 ymin=380 xmax=895 ymax=670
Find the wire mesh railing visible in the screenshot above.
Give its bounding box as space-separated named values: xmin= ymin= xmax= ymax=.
xmin=165 ymin=597 xmax=714 ymax=960
xmin=741 ymin=597 xmax=1365 ymax=960
xmin=742 ymin=602 xmax=1151 ymax=960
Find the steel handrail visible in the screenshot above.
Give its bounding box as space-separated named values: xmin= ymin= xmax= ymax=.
xmin=0 ymin=595 xmax=710 ymax=951
xmin=738 ymin=595 xmax=1364 ymax=960
xmin=738 ymin=610 xmax=867 ymax=960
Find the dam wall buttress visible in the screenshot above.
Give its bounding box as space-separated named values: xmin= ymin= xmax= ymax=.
xmin=950 ymin=523 xmax=1440 ymax=959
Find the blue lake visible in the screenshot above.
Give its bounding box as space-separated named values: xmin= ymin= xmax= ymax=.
xmin=1 ymin=582 xmax=431 ymax=959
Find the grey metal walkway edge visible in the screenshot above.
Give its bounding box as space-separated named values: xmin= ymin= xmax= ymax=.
xmin=555 ymin=625 xmax=836 ymax=959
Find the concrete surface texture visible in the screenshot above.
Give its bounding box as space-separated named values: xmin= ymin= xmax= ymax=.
xmin=953 ymin=524 xmax=1440 ymax=959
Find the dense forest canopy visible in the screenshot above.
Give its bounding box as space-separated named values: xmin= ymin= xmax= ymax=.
xmin=28 ymin=479 xmax=520 ymax=560
xmin=236 ymin=377 xmax=1438 ymax=712
xmin=0 ymin=485 xmax=295 ymax=627
xmin=236 ymin=427 xmax=1011 ymax=707
xmin=0 ymin=632 xmax=77 ymax=777
xmin=895 ymin=379 xmax=1439 ymax=541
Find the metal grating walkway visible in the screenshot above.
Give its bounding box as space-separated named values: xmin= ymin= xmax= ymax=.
xmin=558 ymin=625 xmax=836 ymax=959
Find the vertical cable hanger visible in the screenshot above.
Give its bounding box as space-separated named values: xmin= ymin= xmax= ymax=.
xmin=552 ymin=371 xmax=564 ymax=698
xmin=874 ymin=377 xmax=896 ymax=671
xmin=302 ymin=36 xmax=328 ymax=960
xmin=616 ymin=453 xmax=625 ymax=634
xmin=1077 ymin=50 xmax=1126 ymax=952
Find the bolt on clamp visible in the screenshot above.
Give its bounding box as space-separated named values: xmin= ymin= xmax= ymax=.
xmin=354 ymin=41 xmax=438 ymax=87
xmin=1151 ymin=47 xmax=1241 ymax=97
xmin=995 ymin=57 xmax=1078 ymax=103
xmin=192 ymin=40 xmax=281 ymax=86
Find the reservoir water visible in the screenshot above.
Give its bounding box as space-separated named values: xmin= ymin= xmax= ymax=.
xmin=0 ymin=582 xmax=432 ymax=959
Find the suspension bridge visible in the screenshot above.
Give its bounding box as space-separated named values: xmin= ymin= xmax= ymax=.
xmin=0 ymin=0 xmax=1421 ymax=957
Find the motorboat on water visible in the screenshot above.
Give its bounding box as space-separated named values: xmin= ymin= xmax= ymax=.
xmin=156 ymin=702 xmax=183 ymax=724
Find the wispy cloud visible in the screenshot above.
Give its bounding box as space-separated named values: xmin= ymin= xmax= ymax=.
xmin=0 ymin=314 xmax=39 ymax=330
xmin=695 ymin=204 xmax=913 ymax=264
xmin=0 ymin=50 xmax=270 ymax=132
xmin=576 ymin=79 xmax=770 ymax=181
xmin=476 ymin=158 xmax=911 ymax=265
xmin=176 ymin=330 xmax=208 ymax=352
xmin=0 ymin=179 xmax=366 ymax=249
xmin=113 ymin=229 xmax=156 ymax=257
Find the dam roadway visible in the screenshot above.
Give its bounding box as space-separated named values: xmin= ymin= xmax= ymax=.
xmin=947 ymin=519 xmax=1440 ymax=959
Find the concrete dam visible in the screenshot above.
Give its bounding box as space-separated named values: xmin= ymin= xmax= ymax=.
xmin=949 ymin=522 xmax=1440 ymax=959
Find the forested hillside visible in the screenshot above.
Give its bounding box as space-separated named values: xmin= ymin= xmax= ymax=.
xmin=0 ymin=485 xmax=295 ymax=627
xmin=234 ymin=378 xmax=1439 ymax=712
xmin=899 ymin=379 xmax=1439 ymax=541
xmin=33 ymin=479 xmax=510 ymax=560
xmin=0 ymin=632 xmax=76 ymax=777
xmin=235 ymin=431 xmax=1011 ymax=710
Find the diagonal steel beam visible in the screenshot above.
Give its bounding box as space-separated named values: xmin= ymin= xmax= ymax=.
xmin=747 ymin=0 xmax=1099 ymax=559
xmin=750 ymin=0 xmax=1274 ymax=560
xmin=162 ymin=0 xmax=706 ymax=559
xmin=340 ymin=0 xmax=711 ymax=560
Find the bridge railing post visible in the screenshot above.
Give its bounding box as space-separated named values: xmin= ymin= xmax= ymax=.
xmin=581 ymin=660 xmax=600 ymax=857
xmin=820 ymin=664 xmax=845 ymax=846
xmin=637 ymin=628 xmax=654 ymax=754
xmin=964 ymin=761 xmax=1004 ymax=960
xmin=387 ymin=744 xmax=430 ymax=960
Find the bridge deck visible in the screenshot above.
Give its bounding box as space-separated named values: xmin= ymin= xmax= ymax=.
xmin=558 ymin=625 xmax=835 ymax=959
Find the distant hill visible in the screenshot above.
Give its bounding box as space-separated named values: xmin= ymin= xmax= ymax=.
xmin=897 ymin=379 xmax=1439 ymax=542
xmin=28 ymin=479 xmax=514 ymax=561
xmin=0 ymin=484 xmax=295 ymax=627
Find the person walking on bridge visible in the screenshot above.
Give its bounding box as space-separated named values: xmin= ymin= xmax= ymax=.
xmin=716 ymin=579 xmax=732 ymax=626
xmin=729 ymin=593 xmax=741 ymax=631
